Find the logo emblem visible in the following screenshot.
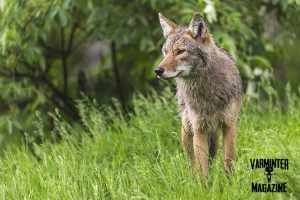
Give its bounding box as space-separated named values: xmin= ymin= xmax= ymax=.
xmin=264 ymin=166 xmax=274 ymax=183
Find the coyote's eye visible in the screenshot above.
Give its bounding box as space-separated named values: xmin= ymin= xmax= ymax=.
xmin=176 ymin=49 xmax=186 ymax=55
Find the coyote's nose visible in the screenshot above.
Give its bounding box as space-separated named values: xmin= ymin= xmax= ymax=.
xmin=154 ymin=67 xmax=164 ymax=76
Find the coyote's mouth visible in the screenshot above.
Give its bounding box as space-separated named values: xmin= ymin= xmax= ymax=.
xmin=158 ymin=70 xmax=184 ymax=80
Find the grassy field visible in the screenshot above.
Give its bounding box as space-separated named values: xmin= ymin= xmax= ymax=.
xmin=0 ymin=89 xmax=299 ymax=199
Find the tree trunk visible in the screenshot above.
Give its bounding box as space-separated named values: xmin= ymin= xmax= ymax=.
xmin=111 ymin=41 xmax=126 ymax=112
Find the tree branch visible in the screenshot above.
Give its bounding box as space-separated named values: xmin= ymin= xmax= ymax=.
xmin=67 ymin=23 xmax=78 ymax=54
xmin=60 ymin=28 xmax=68 ymax=96
xmin=3 ymin=62 xmax=79 ymax=120
xmin=111 ymin=41 xmax=126 ymax=112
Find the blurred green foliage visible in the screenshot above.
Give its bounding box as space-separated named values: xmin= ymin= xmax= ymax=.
xmin=0 ymin=0 xmax=299 ymax=145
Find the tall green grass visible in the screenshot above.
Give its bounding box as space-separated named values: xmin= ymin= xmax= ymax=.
xmin=0 ymin=88 xmax=299 ymax=199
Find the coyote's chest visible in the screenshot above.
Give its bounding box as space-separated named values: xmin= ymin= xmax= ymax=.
xmin=176 ymin=78 xmax=234 ymax=129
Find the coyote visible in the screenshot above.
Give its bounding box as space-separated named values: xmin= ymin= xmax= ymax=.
xmin=155 ymin=13 xmax=242 ymax=185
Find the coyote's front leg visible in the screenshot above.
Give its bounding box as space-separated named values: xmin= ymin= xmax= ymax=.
xmin=222 ymin=125 xmax=237 ymax=171
xmin=181 ymin=111 xmax=194 ymax=162
xmin=193 ymin=127 xmax=209 ymax=186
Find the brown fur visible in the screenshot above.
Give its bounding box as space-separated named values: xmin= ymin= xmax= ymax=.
xmin=157 ymin=13 xmax=242 ymax=185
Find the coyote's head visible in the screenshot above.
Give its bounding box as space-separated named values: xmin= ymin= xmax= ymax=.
xmin=155 ymin=13 xmax=213 ymax=80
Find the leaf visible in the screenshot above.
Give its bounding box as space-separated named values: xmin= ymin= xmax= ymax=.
xmin=253 ymin=67 xmax=263 ymax=76
xmin=49 ymin=7 xmax=59 ymax=19
xmin=204 ymin=0 xmax=217 ymax=23
xmin=251 ymin=56 xmax=272 ymax=69
xmin=240 ymin=63 xmax=254 ymax=79
xmin=0 ymin=0 xmax=6 ymax=12
xmin=13 ymin=120 xmax=22 ymax=130
xmin=7 ymin=119 xmax=12 ymax=134
xmin=1 ymin=29 xmax=7 ymax=54
xmin=246 ymin=81 xmax=258 ymax=98
xmin=58 ymin=9 xmax=67 ymax=27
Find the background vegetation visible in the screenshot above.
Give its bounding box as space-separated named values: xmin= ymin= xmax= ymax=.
xmin=0 ymin=0 xmax=299 ymax=144
xmin=0 ymin=0 xmax=299 ymax=198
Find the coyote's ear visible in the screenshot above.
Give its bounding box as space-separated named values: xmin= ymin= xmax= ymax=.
xmin=159 ymin=13 xmax=177 ymax=38
xmin=188 ymin=13 xmax=208 ymax=39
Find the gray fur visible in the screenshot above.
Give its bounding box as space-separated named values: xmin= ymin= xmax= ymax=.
xmin=160 ymin=20 xmax=242 ymax=131
xmin=158 ymin=13 xmax=242 ymax=183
